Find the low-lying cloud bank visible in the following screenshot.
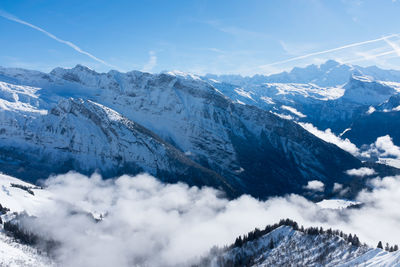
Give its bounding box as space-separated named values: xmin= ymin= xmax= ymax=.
xmin=299 ymin=123 xmax=360 ymax=155
xmin=17 ymin=172 xmax=400 ymax=267
xmin=299 ymin=123 xmax=400 ymax=169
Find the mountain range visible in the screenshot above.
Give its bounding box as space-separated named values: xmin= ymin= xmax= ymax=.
xmin=2 ymin=60 xmax=400 ymax=266
xmin=205 ymin=60 xmax=400 ymax=141
xmin=1 ymin=62 xmax=399 ymax=199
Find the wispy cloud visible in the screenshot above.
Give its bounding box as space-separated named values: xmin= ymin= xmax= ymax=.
xmin=260 ymin=34 xmax=400 ymax=67
xmin=141 ymin=51 xmax=157 ymax=72
xmin=279 ymin=41 xmax=319 ymax=56
xmin=0 ymin=10 xmax=118 ymax=70
xmin=203 ymin=20 xmax=271 ymax=40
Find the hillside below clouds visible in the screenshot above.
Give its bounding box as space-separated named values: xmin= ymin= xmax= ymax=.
xmin=1 ymin=62 xmax=397 ymax=199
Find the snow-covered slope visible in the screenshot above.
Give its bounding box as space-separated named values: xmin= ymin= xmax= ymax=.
xmin=202 ymin=224 xmax=400 ymax=267
xmin=342 ymin=76 xmax=400 ymax=105
xmin=0 ymin=233 xmax=53 ymax=267
xmin=0 ymin=174 xmax=54 ymax=266
xmin=0 ymin=174 xmax=52 ymax=215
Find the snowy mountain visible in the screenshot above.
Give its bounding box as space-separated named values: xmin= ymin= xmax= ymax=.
xmin=200 ymin=221 xmax=400 ymax=267
xmin=205 ymin=60 xmax=400 ymax=141
xmin=2 ymin=64 xmax=396 ymax=199
xmin=0 ymin=95 xmax=233 ymax=194
xmin=0 ymin=174 xmax=54 ymax=266
xmin=205 ymin=60 xmax=400 ymax=87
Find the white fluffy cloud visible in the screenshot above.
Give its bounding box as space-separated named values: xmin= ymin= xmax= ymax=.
xmin=361 ymin=135 xmax=400 ymax=159
xmin=346 ymin=167 xmax=376 ymax=177
xmin=333 ymin=182 xmax=343 ymax=192
xmin=303 ymin=180 xmax=325 ymax=192
xmin=299 ymin=122 xmax=360 ymax=156
xmin=12 ymin=172 xmax=400 ymax=266
xmin=374 ymin=135 xmax=400 ymax=158
xmin=359 ymin=135 xmax=400 ymax=168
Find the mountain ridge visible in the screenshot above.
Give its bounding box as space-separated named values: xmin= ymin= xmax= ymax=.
xmin=1 ymin=63 xmax=396 ymax=199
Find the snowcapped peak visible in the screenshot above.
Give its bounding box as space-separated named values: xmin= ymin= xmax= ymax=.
xmin=72 ymin=64 xmax=96 ymax=72
xmin=319 ymin=59 xmax=342 ymax=69
xmin=50 ymin=64 xmax=98 ymax=77
xmin=51 ymin=64 xmax=95 ymax=73
xmin=343 ymin=74 xmax=399 ymax=105
xmin=164 ymin=70 xmax=202 ymax=81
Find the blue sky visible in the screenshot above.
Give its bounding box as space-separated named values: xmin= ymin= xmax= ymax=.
xmin=1 ymin=0 xmax=400 ymax=75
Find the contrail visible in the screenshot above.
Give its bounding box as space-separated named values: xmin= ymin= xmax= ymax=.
xmin=344 ymin=38 xmax=400 ymax=64
xmin=0 ymin=10 xmax=118 ymax=69
xmin=260 ymin=34 xmax=400 ymax=67
xmin=383 ymin=37 xmax=400 ymax=57
xmin=344 ymin=50 xmax=396 ymax=64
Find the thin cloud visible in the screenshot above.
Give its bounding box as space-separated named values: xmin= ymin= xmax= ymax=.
xmin=260 ymin=34 xmax=400 ymax=67
xmin=0 ymin=10 xmax=118 ymax=70
xmin=142 ymin=51 xmax=157 ymax=72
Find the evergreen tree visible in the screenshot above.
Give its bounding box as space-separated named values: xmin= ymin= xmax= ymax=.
xmin=385 ymin=243 xmax=390 ymax=251
xmin=394 ymin=245 xmax=399 ymax=251
xmin=234 ymin=236 xmax=243 ymax=247
xmin=377 ymin=241 xmax=383 ymax=249
xmin=352 ymin=235 xmax=360 ymax=246
xmin=269 ymin=239 xmax=274 ymax=249
xmin=348 ymin=234 xmax=353 ymax=244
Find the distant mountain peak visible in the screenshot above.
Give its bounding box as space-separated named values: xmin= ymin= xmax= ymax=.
xmin=73 ymin=64 xmax=95 ymax=72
